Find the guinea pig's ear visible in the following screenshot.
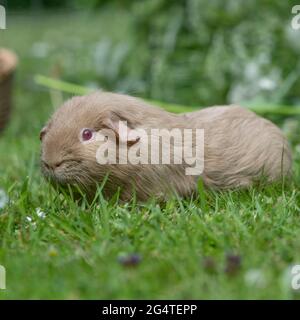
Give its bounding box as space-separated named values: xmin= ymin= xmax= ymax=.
xmin=39 ymin=126 xmax=48 ymax=141
xmin=101 ymin=112 xmax=140 ymax=146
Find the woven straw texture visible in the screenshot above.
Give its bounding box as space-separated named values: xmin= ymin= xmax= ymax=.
xmin=0 ymin=49 xmax=17 ymax=134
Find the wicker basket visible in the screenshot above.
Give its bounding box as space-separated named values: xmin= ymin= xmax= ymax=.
xmin=0 ymin=49 xmax=18 ymax=134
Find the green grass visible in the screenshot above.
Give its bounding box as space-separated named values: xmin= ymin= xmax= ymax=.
xmin=0 ymin=10 xmax=300 ymax=299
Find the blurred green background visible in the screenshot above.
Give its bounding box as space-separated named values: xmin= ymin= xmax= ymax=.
xmin=2 ymin=0 xmax=300 ymax=107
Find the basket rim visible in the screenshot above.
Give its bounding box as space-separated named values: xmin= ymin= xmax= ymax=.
xmin=0 ymin=48 xmax=18 ymax=81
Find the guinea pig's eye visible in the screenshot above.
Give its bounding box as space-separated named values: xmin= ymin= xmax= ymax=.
xmin=81 ymin=128 xmax=94 ymax=142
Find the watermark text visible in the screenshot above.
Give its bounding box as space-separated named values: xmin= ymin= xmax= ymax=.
xmin=291 ymin=5 xmax=300 ymax=30
xmin=0 ymin=5 xmax=6 ymax=30
xmin=0 ymin=265 xmax=5 ymax=290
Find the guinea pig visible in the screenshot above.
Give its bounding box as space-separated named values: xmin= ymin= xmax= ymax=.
xmin=40 ymin=91 xmax=292 ymax=202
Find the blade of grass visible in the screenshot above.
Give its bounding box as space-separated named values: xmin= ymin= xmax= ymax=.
xmin=35 ymin=75 xmax=92 ymax=96
xmin=34 ymin=74 xmax=300 ymax=116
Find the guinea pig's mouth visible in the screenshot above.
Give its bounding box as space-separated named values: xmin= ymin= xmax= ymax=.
xmin=41 ymin=162 xmax=74 ymax=185
xmin=43 ymin=171 xmax=98 ymax=202
xmin=42 ymin=169 xmax=74 ymax=186
xmin=41 ymin=160 xmax=95 ymax=191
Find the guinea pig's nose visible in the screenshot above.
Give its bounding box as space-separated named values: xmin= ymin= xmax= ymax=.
xmin=54 ymin=161 xmax=64 ymax=168
xmin=42 ymin=160 xmax=63 ymax=170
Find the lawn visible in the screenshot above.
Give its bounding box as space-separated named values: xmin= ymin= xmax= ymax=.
xmin=0 ymin=10 xmax=300 ymax=299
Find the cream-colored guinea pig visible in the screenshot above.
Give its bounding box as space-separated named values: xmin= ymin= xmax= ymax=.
xmin=40 ymin=92 xmax=292 ymax=202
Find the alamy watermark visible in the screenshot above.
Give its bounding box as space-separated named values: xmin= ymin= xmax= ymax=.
xmin=0 ymin=265 xmax=5 ymax=290
xmin=291 ymin=5 xmax=300 ymax=30
xmin=0 ymin=5 xmax=6 ymax=30
xmin=291 ymin=265 xmax=300 ymax=290
xmin=81 ymin=122 xmax=205 ymax=175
